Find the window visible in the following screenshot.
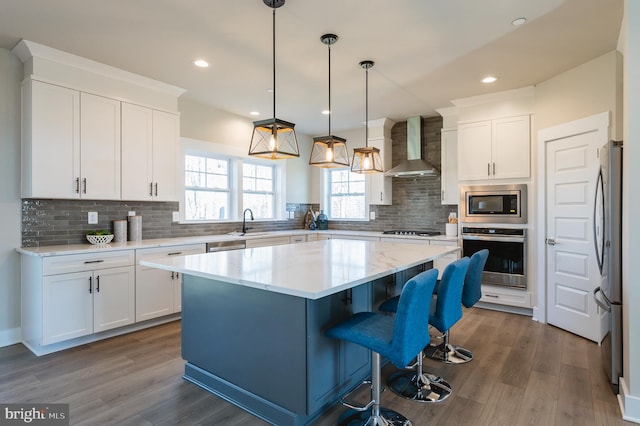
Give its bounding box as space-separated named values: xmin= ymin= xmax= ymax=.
xmin=243 ymin=163 xmax=275 ymax=219
xmin=184 ymin=155 xmax=230 ymax=220
xmin=327 ymin=169 xmax=366 ymax=220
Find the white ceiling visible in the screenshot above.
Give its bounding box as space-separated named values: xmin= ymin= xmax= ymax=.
xmin=0 ymin=0 xmax=623 ymax=135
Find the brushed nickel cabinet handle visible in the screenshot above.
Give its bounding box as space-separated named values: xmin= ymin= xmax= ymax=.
xmin=82 ymin=178 xmax=87 ymax=194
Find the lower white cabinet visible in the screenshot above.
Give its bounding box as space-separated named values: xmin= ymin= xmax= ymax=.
xmin=22 ymin=250 xmax=135 ymax=348
xmin=245 ymin=236 xmax=291 ymax=248
xmin=480 ymin=285 xmax=532 ymax=308
xmin=135 ymin=244 xmax=205 ymax=322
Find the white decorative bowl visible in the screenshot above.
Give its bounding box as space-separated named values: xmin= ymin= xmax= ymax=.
xmin=87 ymin=234 xmax=114 ymax=245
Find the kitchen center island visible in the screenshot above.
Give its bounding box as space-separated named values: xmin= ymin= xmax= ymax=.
xmin=140 ymin=239 xmax=458 ymax=425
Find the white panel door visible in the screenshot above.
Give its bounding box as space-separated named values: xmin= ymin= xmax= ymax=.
xmin=93 ymin=266 xmax=135 ymax=332
xmin=457 ymin=120 xmax=492 ymax=181
xmin=121 ymin=103 xmax=153 ymax=200
xmin=152 ymin=110 xmax=179 ymax=201
xmin=545 ymin=117 xmax=608 ymax=342
xmin=29 ymin=80 xmax=80 ymax=198
xmin=80 ymin=93 xmax=121 ymax=200
xmin=43 ymin=271 xmax=93 ymax=345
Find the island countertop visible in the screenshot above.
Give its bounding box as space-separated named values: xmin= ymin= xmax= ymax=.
xmin=140 ymin=239 xmax=458 ymax=299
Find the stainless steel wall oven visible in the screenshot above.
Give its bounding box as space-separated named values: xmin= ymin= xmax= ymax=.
xmin=462 ymin=227 xmax=527 ymax=289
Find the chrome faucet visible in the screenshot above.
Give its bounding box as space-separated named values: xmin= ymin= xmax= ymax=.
xmin=242 ymin=208 xmax=254 ymax=234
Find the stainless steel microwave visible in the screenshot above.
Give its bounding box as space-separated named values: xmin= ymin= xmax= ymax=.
xmin=460 ymin=184 xmax=527 ymax=224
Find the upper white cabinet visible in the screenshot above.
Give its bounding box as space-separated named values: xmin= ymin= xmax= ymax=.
xmin=440 ymin=128 xmax=458 ymax=204
xmin=368 ymin=136 xmax=392 ymax=205
xmin=121 ymin=104 xmax=179 ymax=201
xmin=23 ymin=80 xmax=121 ymax=200
xmin=458 ymin=115 xmax=530 ymax=181
xmin=79 ymin=92 xmax=122 ymax=199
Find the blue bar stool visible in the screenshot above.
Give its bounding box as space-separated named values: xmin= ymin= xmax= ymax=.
xmin=379 ymin=257 xmax=470 ymax=403
xmin=326 ymin=268 xmax=438 ymax=426
xmin=425 ymin=249 xmax=489 ymax=364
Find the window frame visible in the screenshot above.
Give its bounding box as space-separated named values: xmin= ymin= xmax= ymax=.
xmin=180 ymin=138 xmax=286 ymax=223
xmin=323 ymin=168 xmax=370 ymax=221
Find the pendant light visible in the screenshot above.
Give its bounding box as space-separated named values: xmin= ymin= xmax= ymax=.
xmin=309 ymin=34 xmax=349 ymax=168
xmin=351 ymin=60 xmax=383 ymax=173
xmin=248 ymin=0 xmax=300 ymax=159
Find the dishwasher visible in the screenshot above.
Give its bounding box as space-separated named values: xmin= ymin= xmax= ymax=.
xmin=205 ymin=240 xmax=246 ymax=252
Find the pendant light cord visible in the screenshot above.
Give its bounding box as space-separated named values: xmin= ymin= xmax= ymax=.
xmin=365 ymin=65 xmax=369 ymax=147
xmin=272 ymin=6 xmax=276 ymax=119
xmin=328 ymin=41 xmax=332 ymax=135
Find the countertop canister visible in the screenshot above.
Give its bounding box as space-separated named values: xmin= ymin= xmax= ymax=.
xmin=128 ymin=215 xmax=142 ymax=241
xmin=113 ymin=220 xmax=127 ymax=242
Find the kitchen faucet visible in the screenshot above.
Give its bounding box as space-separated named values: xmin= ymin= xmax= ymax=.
xmin=242 ymin=208 xmax=254 ymax=234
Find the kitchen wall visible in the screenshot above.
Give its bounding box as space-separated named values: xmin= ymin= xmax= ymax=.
xmin=21 ymin=200 xmax=312 ymax=247
xmin=0 ymin=48 xmax=22 ymax=345
xmin=329 ymin=116 xmax=457 ymax=233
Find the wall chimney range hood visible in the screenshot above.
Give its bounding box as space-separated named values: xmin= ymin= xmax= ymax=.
xmin=384 ymin=116 xmax=439 ymax=178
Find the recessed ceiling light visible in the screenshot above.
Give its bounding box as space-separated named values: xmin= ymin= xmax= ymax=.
xmin=250 ymin=111 xmax=260 ymax=116
xmin=193 ymin=59 xmax=209 ymax=68
xmin=512 ymin=17 xmax=527 ymax=26
xmin=482 ymin=76 xmax=498 ymax=84
xmin=322 ymin=110 xmax=330 ymax=115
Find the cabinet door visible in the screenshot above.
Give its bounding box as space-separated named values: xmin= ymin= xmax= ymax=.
xmin=43 ymin=271 xmax=93 ymax=345
xmin=121 ymin=103 xmax=153 ymax=200
xmin=457 ymin=121 xmax=492 ymax=181
xmin=441 ymin=129 xmax=458 ymax=204
xmin=152 ymin=110 xmax=179 ymax=201
xmin=492 ymin=115 xmax=530 ymax=179
xmin=93 ymin=266 xmax=135 ymax=332
xmin=368 ymin=136 xmax=392 ymax=205
xmin=80 ymin=93 xmax=121 ymax=200
xmin=27 ymin=80 xmax=80 ymax=198
xmin=135 ymin=266 xmax=174 ymax=322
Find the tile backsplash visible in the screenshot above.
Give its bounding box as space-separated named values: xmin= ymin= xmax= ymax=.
xmin=21 ymin=117 xmax=455 ymax=247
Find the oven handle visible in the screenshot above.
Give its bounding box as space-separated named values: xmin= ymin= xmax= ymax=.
xmin=462 ymin=235 xmax=525 ymax=243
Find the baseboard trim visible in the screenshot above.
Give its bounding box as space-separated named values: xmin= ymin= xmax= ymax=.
xmin=0 ymin=327 xmax=21 ymax=348
xmin=619 ymin=377 xmax=640 ymax=423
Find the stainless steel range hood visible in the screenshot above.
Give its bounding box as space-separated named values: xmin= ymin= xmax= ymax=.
xmin=384 ymin=116 xmax=439 ymax=177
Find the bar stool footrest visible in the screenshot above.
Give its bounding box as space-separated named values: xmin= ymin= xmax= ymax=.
xmin=338 ymin=407 xmax=413 ymax=426
xmin=339 ymin=380 xmax=386 ymax=412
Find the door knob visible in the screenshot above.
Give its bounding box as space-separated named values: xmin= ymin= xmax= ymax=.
xmin=545 ymin=238 xmax=557 ymax=245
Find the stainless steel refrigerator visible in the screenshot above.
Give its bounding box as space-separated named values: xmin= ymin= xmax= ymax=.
xmin=593 ymin=140 xmax=623 ymax=394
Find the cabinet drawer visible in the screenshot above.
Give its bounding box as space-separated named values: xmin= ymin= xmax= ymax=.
xmin=246 ymin=237 xmax=291 ymax=248
xmin=136 ymin=244 xmax=206 ymax=263
xmin=43 ymin=250 xmax=135 ymax=275
xmin=290 ymin=235 xmax=307 ymax=243
xmin=480 ymin=286 xmax=532 ymax=308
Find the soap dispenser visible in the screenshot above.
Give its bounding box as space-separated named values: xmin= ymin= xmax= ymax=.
xmin=317 ymin=210 xmax=328 ymax=230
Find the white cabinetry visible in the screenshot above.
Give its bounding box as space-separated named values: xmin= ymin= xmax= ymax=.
xmin=368 ymin=136 xmax=392 ymax=205
xmin=480 ymin=285 xmax=532 ymax=309
xmin=440 ymin=129 xmax=458 ymax=204
xmin=290 ymin=235 xmax=307 ymax=243
xmin=22 ymin=80 xmax=121 ymax=200
xmin=121 ymin=104 xmax=179 ymax=201
xmin=246 ymin=236 xmax=291 ymax=248
xmin=135 ymin=244 xmax=205 ymax=321
xmin=22 ymin=250 xmax=135 ymax=349
xmin=458 ymin=115 xmax=530 ymax=181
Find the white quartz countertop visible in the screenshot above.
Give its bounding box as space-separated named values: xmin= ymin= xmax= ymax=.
xmin=140 ymin=239 xmax=459 ymax=299
xmin=17 ymin=230 xmax=458 ymax=257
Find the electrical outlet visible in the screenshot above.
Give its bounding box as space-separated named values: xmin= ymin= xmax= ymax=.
xmin=88 ymin=211 xmax=98 ymax=224
xmin=128 ymin=211 xmax=136 ymax=216
xmin=369 ymin=211 xmax=376 ymax=220
xmin=172 ymin=211 xmax=180 ymax=222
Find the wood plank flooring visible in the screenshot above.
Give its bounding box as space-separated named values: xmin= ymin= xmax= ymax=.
xmin=0 ymin=308 xmax=633 ymax=425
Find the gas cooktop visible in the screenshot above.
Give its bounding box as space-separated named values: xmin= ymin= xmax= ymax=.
xmin=382 ymin=230 xmax=441 ymax=236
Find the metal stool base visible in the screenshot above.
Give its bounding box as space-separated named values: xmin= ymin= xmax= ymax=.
xmin=387 ymin=370 xmax=452 ymax=403
xmin=424 ymin=342 xmax=473 ymax=364
xmin=338 ymin=407 xmax=412 ymax=426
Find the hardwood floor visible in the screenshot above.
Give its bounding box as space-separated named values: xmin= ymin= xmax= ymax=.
xmin=0 ymin=308 xmax=633 ymax=426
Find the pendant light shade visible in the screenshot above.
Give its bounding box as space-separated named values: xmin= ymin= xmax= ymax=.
xmin=249 ymin=0 xmax=299 ymax=159
xmin=351 ymin=60 xmax=383 ymax=173
xmin=309 ymin=34 xmax=350 ymax=168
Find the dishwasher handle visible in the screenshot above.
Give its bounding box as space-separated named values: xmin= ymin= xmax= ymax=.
xmin=206 ymin=240 xmax=247 ymax=252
